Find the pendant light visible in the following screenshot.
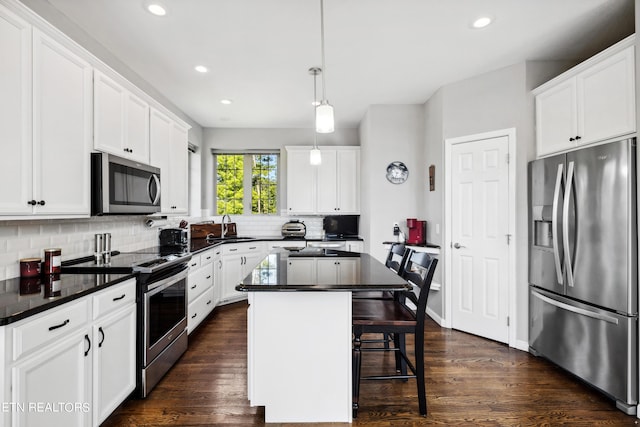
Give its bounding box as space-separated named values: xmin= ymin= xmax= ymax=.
xmin=309 ymin=67 xmax=322 ymax=165
xmin=316 ymin=0 xmax=334 ymax=133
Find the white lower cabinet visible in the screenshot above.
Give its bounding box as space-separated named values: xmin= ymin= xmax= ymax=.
xmin=92 ymin=304 xmax=136 ymax=426
xmin=4 ymin=278 xmax=136 ymax=427
xmin=187 ymin=250 xmax=215 ymax=334
xmin=220 ymin=243 xmax=267 ymax=304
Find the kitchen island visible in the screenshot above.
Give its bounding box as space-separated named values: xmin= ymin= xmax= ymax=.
xmin=236 ymin=248 xmax=410 ymax=423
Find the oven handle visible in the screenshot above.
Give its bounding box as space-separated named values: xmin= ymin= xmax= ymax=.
xmin=146 ymin=267 xmax=189 ymax=295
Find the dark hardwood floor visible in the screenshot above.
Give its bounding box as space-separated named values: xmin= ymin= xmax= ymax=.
xmin=103 ymin=302 xmax=637 ymax=426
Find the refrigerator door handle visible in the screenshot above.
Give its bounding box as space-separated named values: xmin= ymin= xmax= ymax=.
xmin=563 ymin=161 xmax=575 ymax=288
xmin=532 ymin=290 xmax=619 ymax=325
xmin=551 ymin=163 xmax=564 ymax=285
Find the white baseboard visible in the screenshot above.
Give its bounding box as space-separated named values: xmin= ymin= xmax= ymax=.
xmin=426 ymin=306 xmax=445 ymax=326
xmin=512 ymin=339 xmax=529 ymax=352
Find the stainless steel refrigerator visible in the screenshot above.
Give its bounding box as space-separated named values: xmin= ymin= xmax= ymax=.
xmin=528 ymin=138 xmax=637 ymax=415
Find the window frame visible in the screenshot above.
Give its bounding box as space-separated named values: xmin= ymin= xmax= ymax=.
xmin=212 ymin=149 xmax=280 ymax=215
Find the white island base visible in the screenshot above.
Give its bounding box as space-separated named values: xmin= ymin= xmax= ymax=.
xmin=247 ymin=291 xmax=353 ymax=423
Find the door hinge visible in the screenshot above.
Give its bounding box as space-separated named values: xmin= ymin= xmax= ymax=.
xmin=506 ymin=153 xmax=510 ymax=164
xmin=506 ymin=234 xmax=512 ymax=245
xmin=507 ymin=316 xmax=510 ymax=327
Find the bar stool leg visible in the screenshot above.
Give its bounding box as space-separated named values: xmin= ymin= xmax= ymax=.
xmin=415 ymin=330 xmax=427 ymax=416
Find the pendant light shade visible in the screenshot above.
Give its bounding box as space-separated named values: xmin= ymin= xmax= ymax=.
xmin=309 ymin=147 xmax=322 ymax=165
xmin=315 ymin=101 xmax=334 ymax=133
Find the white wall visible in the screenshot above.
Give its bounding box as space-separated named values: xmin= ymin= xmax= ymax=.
xmin=422 ymin=60 xmax=580 ymax=343
xmin=200 ymin=127 xmax=359 ymax=216
xmin=359 ymin=105 xmax=425 ymax=263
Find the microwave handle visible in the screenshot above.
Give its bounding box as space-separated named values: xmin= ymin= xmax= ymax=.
xmin=148 ymin=174 xmax=161 ymax=205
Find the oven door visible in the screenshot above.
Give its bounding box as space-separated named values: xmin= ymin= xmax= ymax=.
xmin=144 ymin=267 xmax=188 ymax=365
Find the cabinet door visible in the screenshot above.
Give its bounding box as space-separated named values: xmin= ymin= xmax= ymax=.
xmin=0 ymin=5 xmax=32 ymax=215
xmin=12 ymin=329 xmax=91 ymax=427
xmin=213 ymin=251 xmax=223 ymax=306
xmin=336 ymin=149 xmax=359 ymax=213
xmin=32 ymin=30 xmax=92 ymax=215
xmin=150 ymin=108 xmax=172 ymax=213
xmin=125 ymin=92 xmax=150 ymax=163
xmin=93 ymin=305 xmax=136 ymax=426
xmin=286 ymin=149 xmax=316 ymax=214
xmin=535 ymin=79 xmax=578 ymax=157
xmin=221 ymin=253 xmax=244 ymax=302
xmin=577 ymin=46 xmax=636 ymax=145
xmin=93 ymin=70 xmax=125 ymax=156
xmin=346 ymin=241 xmax=363 ymax=253
xmin=286 ymin=259 xmax=316 ymax=284
xmin=336 ymin=259 xmax=359 ymax=284
xmin=316 ymin=149 xmax=338 ymax=213
xmin=169 ymin=123 xmax=189 ymax=213
xmin=316 ymin=259 xmax=339 ymax=285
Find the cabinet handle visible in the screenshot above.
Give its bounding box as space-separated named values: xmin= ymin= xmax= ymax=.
xmin=112 ymin=294 xmax=126 ymax=301
xmin=37 ymin=200 xmax=45 ymax=206
xmin=191 ymin=284 xmax=197 ymax=289
xmin=206 ymin=275 xmax=211 ymax=279
xmin=569 ymin=137 xmax=575 ymax=142
xmin=48 ymin=319 xmax=70 ymax=331
xmin=206 ymin=256 xmax=212 ymax=260
xmin=249 ymin=246 xmax=257 ymax=250
xmin=191 ymin=262 xmax=197 ymax=267
xmin=575 ymin=135 xmax=581 ymax=140
xmin=207 ymin=300 xmax=212 ymax=305
xmin=229 ymin=248 xmax=238 ymax=252
xmin=84 ymin=334 xmax=91 ymax=357
xmin=191 ymin=313 xmax=197 ymax=319
xmin=98 ymin=327 xmax=105 ymax=348
xmin=27 ymin=200 xmax=36 ymax=206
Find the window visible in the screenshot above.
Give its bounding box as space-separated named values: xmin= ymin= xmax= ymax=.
xmin=213 ymin=151 xmax=279 ymax=215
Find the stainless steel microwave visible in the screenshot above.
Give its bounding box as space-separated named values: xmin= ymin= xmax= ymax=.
xmin=91 ymin=153 xmax=161 ymax=215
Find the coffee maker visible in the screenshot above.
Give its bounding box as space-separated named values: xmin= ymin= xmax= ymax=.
xmin=406 ymin=218 xmax=426 ymax=245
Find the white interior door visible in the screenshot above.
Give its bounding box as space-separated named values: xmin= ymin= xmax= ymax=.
xmin=450 ymin=135 xmax=510 ymax=343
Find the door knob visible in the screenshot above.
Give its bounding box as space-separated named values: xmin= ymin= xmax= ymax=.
xmin=453 ymin=242 xmax=466 ymax=249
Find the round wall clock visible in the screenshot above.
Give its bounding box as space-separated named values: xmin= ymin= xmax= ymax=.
xmin=386 ymin=161 xmax=409 ymax=184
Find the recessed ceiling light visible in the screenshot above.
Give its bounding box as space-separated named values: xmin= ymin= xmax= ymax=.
xmin=147 ymin=3 xmax=166 ymax=16
xmin=194 ymin=65 xmax=209 ymax=73
xmin=220 ymin=99 xmax=233 ymax=105
xmin=472 ymin=16 xmax=492 ymax=29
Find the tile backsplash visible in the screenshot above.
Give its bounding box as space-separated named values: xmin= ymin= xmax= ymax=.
xmin=0 ymin=215 xmax=325 ymax=280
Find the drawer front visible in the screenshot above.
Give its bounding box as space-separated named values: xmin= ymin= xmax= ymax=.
xmin=188 ymin=287 xmax=215 ymax=334
xmin=200 ymin=250 xmax=214 ymax=266
xmin=12 ymin=298 xmax=89 ymax=361
xmin=93 ymin=279 xmax=137 ymax=319
xmin=188 ymin=254 xmax=202 ymax=270
xmin=188 ymin=266 xmax=213 ymax=303
xmin=222 ymin=244 xmax=243 ymax=255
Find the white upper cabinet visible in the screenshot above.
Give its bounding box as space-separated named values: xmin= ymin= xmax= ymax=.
xmin=0 ymin=4 xmax=32 ymax=215
xmin=286 ymin=149 xmax=317 ymax=214
xmin=0 ymin=6 xmax=93 ymax=218
xmin=286 ymin=146 xmax=360 ymax=215
xmin=94 ymin=70 xmax=150 ymax=164
xmin=150 ymin=108 xmax=189 ymax=214
xmin=534 ymin=37 xmax=635 ymax=157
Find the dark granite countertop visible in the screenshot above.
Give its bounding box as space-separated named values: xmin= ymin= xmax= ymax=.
xmin=382 ymin=241 xmax=440 ymax=249
xmin=0 ymin=273 xmax=135 ymax=326
xmin=190 ymin=235 xmax=363 ymax=254
xmin=236 ymin=248 xmax=410 ymax=292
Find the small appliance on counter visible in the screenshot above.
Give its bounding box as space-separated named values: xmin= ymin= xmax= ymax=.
xmin=323 ymin=215 xmax=359 ymax=239
xmin=282 ymin=220 xmax=306 ymax=238
xmin=159 ymin=228 xmax=188 ymax=247
xmin=406 ymin=218 xmax=426 ymax=245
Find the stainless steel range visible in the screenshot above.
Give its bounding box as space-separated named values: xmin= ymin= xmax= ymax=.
xmin=63 ymin=247 xmax=191 ymax=397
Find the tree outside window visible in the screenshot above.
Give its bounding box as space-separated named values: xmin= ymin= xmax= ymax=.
xmin=215 ymin=152 xmax=279 ymax=215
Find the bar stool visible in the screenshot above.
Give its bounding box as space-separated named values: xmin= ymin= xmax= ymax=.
xmin=352 ymin=250 xmax=438 ymax=418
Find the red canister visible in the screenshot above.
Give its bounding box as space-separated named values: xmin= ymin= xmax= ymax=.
xmin=20 ymin=258 xmax=41 ymax=277
xmin=43 ymin=248 xmax=62 ymax=274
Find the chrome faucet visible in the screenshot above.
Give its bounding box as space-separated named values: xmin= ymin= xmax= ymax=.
xmin=221 ymin=214 xmax=232 ymax=238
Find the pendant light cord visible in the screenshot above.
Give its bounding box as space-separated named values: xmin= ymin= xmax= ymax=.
xmin=320 ymin=0 xmax=327 ymax=102
xmin=313 ymin=71 xmax=319 ymax=148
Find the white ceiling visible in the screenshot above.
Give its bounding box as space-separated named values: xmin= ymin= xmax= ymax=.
xmin=43 ymin=0 xmax=633 ymax=129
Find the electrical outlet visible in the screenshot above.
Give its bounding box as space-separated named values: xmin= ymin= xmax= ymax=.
xmin=393 ymin=222 xmax=400 ymax=235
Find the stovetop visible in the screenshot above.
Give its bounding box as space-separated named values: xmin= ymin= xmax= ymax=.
xmin=62 ymin=246 xmax=191 ymax=274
